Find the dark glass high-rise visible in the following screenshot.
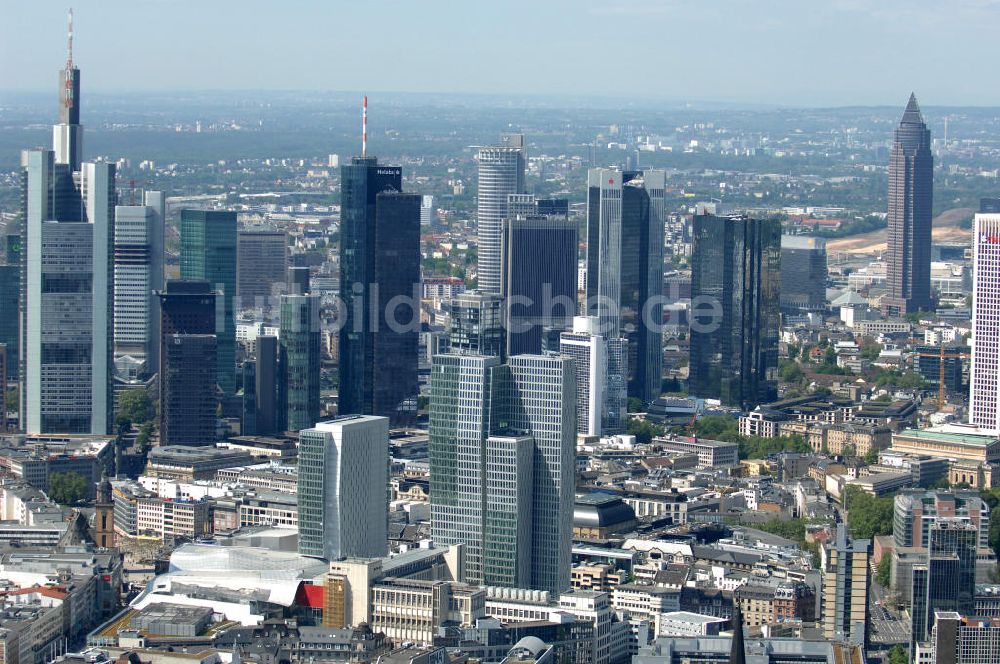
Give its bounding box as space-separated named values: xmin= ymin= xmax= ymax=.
xmin=338 ymin=157 xmax=420 ymax=424
xmin=689 ymin=213 xmax=780 ymax=409
xmin=884 ymin=94 xmax=933 ymax=316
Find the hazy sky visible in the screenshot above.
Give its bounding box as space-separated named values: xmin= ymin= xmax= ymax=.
xmin=3 ymin=0 xmax=1000 ymax=107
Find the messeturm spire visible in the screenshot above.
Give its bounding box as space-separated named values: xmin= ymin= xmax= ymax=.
xmin=55 ymin=8 xmax=82 ymax=170
xmin=901 ymin=92 xmax=924 ymax=125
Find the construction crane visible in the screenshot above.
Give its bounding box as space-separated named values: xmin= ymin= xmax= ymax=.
xmin=915 ymin=343 xmax=970 ymax=408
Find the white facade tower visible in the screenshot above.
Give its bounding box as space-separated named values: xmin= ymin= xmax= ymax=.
xmin=970 ymin=213 xmax=1000 ymax=433
xmin=476 ymin=133 xmax=525 ymax=296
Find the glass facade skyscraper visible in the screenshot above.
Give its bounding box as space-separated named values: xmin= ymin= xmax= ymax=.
xmin=884 ymin=94 xmax=933 ymax=316
xmin=113 ymin=190 xmax=164 ymax=373
xmin=180 ymin=209 xmax=237 ymax=395
xmin=780 ymin=235 xmax=827 ymax=314
xmin=586 ymin=168 xmax=665 ymax=403
xmin=161 ymin=334 xmax=217 ymax=446
xmin=279 ymin=294 xmax=321 ymax=432
xmin=157 ymin=280 xmax=218 ymax=445
xmin=503 ymin=198 xmax=577 ymax=357
xmin=689 ymin=213 xmax=780 ymax=409
xmin=476 ymin=133 xmax=525 ymax=296
xmin=429 ymin=353 xmax=576 ymax=593
xmin=297 ymin=415 xmax=389 ymax=560
xmin=0 ymin=264 xmax=18 ymax=380
xmin=338 ymin=158 xmax=420 ymax=424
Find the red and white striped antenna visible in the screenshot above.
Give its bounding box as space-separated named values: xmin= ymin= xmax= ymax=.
xmin=362 ymin=94 xmax=368 ymax=158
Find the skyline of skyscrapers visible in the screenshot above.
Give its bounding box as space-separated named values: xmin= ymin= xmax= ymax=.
xmin=884 ymin=93 xmax=934 ymax=316
xmin=689 ymin=213 xmax=780 ymax=409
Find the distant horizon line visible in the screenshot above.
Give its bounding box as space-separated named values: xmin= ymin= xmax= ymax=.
xmin=2 ymin=87 xmax=998 ymax=112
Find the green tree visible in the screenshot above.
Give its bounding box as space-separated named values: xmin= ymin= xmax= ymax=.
xmin=887 ymin=645 xmax=908 ymax=664
xmin=778 ymin=359 xmax=803 ymax=383
xmin=860 ymin=343 xmax=882 ymax=361
xmin=843 ymin=486 xmax=895 ymax=540
xmin=627 ymin=418 xmax=665 ymax=445
xmin=690 ymin=415 xmax=741 ymax=441
xmin=863 ymin=447 xmax=880 ymax=464
xmin=876 ymin=555 xmax=891 ymax=587
xmin=116 ymin=389 xmax=155 ymax=427
xmin=48 ymin=471 xmax=89 ymax=506
xmin=4 ymin=386 xmax=16 ymax=413
xmin=136 ymin=421 xmax=154 ymax=452
xmin=627 ymin=397 xmax=645 ymax=413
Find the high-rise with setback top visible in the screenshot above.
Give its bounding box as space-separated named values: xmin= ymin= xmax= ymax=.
xmin=429 ymin=353 xmax=576 ymax=593
xmin=20 ymin=24 xmax=115 ymax=434
xmin=884 ymin=94 xmax=933 ymax=316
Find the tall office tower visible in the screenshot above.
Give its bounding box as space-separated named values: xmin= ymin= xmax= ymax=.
xmin=560 ymin=318 xmax=606 ymax=438
xmin=970 ymin=213 xmax=1000 ymax=432
xmin=780 ymin=235 xmax=827 ymax=314
xmin=503 ymin=197 xmax=577 ymax=357
xmin=893 ymin=489 xmax=991 ymax=550
xmin=420 ymin=194 xmax=435 ymax=226
xmin=237 ymin=228 xmax=287 ymax=307
xmin=157 ymin=280 xmax=217 ymax=437
xmin=477 ymin=133 xmax=526 ymax=296
xmin=884 ymin=94 xmax=933 ymax=316
xmin=338 ymin=157 xmax=420 ymax=424
xmin=279 ymin=295 xmax=321 ymax=431
xmin=559 ymin=316 xmax=627 ymax=437
xmin=930 ymin=611 xmax=1000 ymax=664
xmin=161 ymin=334 xmax=217 ymax=446
xmin=297 ymin=415 xmax=389 ymax=560
xmin=0 ymin=346 xmax=6 ymax=431
xmin=113 ymin=190 xmax=164 ymax=372
xmin=21 ymin=151 xmax=115 ymax=435
xmin=429 ymin=353 xmax=575 ymax=593
xmin=0 ymin=264 xmax=18 ymax=381
xmin=255 ymin=335 xmax=278 ymax=435
xmin=912 ymin=520 xmax=979 ymax=648
xmin=447 ymin=292 xmax=505 ymax=357
xmin=689 ymin=213 xmax=781 ymax=409
xmin=241 ymin=360 xmax=257 ymax=436
xmin=822 ymin=525 xmax=870 ymax=646
xmin=287 ymin=267 xmax=311 ymax=296
xmin=180 ymin=209 xmax=237 ymax=394
xmin=19 ymin=25 xmax=115 ymax=435
xmin=585 ymin=169 xmax=665 ymax=403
